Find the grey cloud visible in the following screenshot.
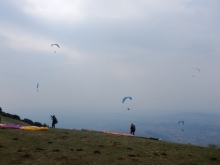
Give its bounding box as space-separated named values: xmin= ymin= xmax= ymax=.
xmin=0 ymin=1 xmax=220 ymax=129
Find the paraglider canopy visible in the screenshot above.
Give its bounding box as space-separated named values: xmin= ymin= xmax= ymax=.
xmin=122 ymin=96 xmax=132 ymax=110
xmin=51 ymin=44 xmax=60 ymax=48
xmin=36 ymin=83 xmax=39 ymax=91
xmin=189 ymin=68 xmax=200 ymax=77
xmin=178 ymin=120 xmax=184 ymax=131
xmin=189 ymin=68 xmax=200 ymax=72
xmin=122 ymin=96 xmax=132 ymax=103
xmin=51 ymin=44 xmax=60 ymax=53
xmin=178 ymin=120 xmax=184 ymax=125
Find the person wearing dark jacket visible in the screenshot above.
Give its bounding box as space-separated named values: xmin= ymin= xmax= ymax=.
xmin=130 ymin=123 xmax=136 ymax=135
xmin=51 ymin=115 xmax=58 ymax=128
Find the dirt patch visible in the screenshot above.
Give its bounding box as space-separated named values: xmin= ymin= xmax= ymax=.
xmin=94 ymin=150 xmax=101 ymax=154
xmin=0 ymin=145 xmax=3 ymax=148
xmin=210 ymin=157 xmax=217 ymax=161
xmin=153 ymin=153 xmax=159 ymax=156
xmin=98 ymin=145 xmax=104 ymax=147
xmin=36 ymin=148 xmax=44 ymax=151
xmin=118 ymin=158 xmax=125 ymax=160
xmin=128 ymin=154 xmax=136 ymax=157
xmin=22 ymin=154 xmax=30 ymax=158
xmin=53 ymin=149 xmax=60 ymax=152
xmin=161 ymin=152 xmax=167 ymax=156
xmin=127 ymin=148 xmax=133 ymax=150
xmin=17 ymin=150 xmax=23 ymax=152
xmin=12 ymin=138 xmax=18 ymax=140
xmin=112 ymin=142 xmax=120 ymax=146
xmin=77 ymin=149 xmax=83 ymax=151
xmin=62 ymin=156 xmax=68 ymax=159
xmin=48 ymin=141 xmax=52 ymax=144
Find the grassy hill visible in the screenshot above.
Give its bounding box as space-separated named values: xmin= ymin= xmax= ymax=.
xmin=1 ymin=116 xmax=30 ymax=126
xmin=0 ymin=117 xmax=220 ymax=165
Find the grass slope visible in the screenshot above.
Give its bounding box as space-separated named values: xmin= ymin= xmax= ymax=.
xmin=1 ymin=116 xmax=30 ymax=126
xmin=0 ymin=119 xmax=219 ymax=165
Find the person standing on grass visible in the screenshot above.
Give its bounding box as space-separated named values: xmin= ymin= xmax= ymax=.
xmin=130 ymin=123 xmax=136 ymax=135
xmin=51 ymin=115 xmax=58 ymax=128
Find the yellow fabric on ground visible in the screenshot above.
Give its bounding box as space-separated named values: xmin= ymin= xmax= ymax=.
xmin=20 ymin=126 xmax=49 ymax=131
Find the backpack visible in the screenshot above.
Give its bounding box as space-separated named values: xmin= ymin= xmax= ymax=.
xmin=54 ymin=118 xmax=58 ymax=124
xmin=133 ymin=125 xmax=136 ymax=132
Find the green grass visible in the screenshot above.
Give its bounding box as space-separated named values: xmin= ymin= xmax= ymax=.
xmin=1 ymin=116 xmax=30 ymax=126
xmin=0 ymin=117 xmax=220 ymax=165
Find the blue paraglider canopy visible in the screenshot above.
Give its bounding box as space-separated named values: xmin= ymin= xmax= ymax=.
xmin=122 ymin=97 xmax=132 ymax=103
xmin=178 ymin=120 xmax=184 ymax=125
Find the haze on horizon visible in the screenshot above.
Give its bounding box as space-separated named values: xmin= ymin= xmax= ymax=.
xmin=0 ymin=0 xmax=220 ymax=128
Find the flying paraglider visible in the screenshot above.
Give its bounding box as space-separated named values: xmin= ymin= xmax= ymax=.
xmin=189 ymin=68 xmax=200 ymax=77
xmin=178 ymin=120 xmax=184 ymax=131
xmin=51 ymin=44 xmax=60 ymax=53
xmin=122 ymin=96 xmax=132 ymax=110
xmin=36 ymin=83 xmax=39 ymax=92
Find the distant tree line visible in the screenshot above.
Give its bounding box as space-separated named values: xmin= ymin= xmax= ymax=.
xmin=0 ymin=107 xmax=48 ymax=127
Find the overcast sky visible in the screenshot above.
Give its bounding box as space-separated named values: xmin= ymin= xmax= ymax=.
xmin=0 ymin=0 xmax=220 ymax=128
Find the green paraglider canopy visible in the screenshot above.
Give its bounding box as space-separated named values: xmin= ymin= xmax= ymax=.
xmin=189 ymin=68 xmax=200 ymax=77
xmin=189 ymin=68 xmax=200 ymax=72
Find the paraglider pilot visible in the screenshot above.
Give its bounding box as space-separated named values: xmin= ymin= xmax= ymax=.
xmin=130 ymin=123 xmax=136 ymax=135
xmin=51 ymin=115 xmax=58 ymax=128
